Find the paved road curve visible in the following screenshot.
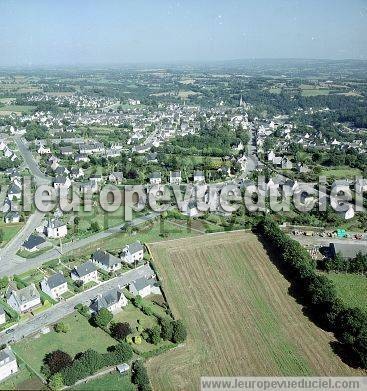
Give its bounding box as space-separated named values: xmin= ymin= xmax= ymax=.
xmin=0 ymin=263 xmax=152 ymax=345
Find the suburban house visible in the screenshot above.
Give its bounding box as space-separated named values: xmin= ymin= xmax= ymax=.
xmin=128 ymin=274 xmax=161 ymax=298
xmin=71 ymin=261 xmax=98 ymax=285
xmin=149 ymin=172 xmax=162 ymax=185
xmin=4 ymin=211 xmax=20 ymax=224
xmin=70 ymin=168 xmax=84 ymax=180
xmin=21 ymin=234 xmax=47 ymax=252
xmin=121 ymin=242 xmax=144 ymax=265
xmin=193 ymin=170 xmax=205 ymax=183
xmin=60 ymin=146 xmax=73 ymax=156
xmin=45 ymin=219 xmax=67 ymax=238
xmin=92 ymin=249 xmax=122 ymax=272
xmin=281 ymin=157 xmax=293 ymax=170
xmin=108 ymin=172 xmax=124 ymax=184
xmin=169 ymin=171 xmax=182 ymax=185
xmin=89 ymin=288 xmax=128 ymax=313
xmin=7 ymin=284 xmax=41 ymax=313
xmin=37 ymin=145 xmax=51 ymax=155
xmin=53 ymin=176 xmax=71 ymax=190
xmin=0 ymin=347 xmax=18 ymax=381
xmin=41 ymin=273 xmax=68 ymax=300
xmin=7 ymin=183 xmax=21 ymax=201
xmin=0 ymin=307 xmax=5 ymax=325
xmin=75 ymin=154 xmax=90 ymax=163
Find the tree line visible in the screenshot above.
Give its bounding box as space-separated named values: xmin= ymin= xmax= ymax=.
xmin=257 ymin=218 xmax=367 ymax=369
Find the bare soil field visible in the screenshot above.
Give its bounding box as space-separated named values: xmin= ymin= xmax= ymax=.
xmin=147 ymin=231 xmax=364 ymax=390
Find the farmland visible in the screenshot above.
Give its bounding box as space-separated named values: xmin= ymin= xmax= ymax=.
xmin=147 ymin=231 xmax=362 ymax=390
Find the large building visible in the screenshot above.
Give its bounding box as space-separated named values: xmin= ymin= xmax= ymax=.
xmin=329 ymin=242 xmax=367 ymax=259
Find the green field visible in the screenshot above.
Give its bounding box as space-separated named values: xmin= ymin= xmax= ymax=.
xmin=0 ymin=222 xmax=24 ymax=247
xmin=13 ymin=313 xmax=116 ymax=373
xmin=325 ymin=272 xmax=367 ymax=313
xmin=0 ymin=105 xmax=35 ymax=115
xmin=147 ymin=231 xmax=361 ymax=390
xmin=321 ymin=166 xmax=362 ymax=179
xmin=71 ymin=372 xmax=135 ymax=391
xmin=0 ymin=366 xmax=43 ymax=391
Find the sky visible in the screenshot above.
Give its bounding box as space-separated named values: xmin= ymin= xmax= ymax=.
xmin=0 ymin=0 xmax=366 ymax=66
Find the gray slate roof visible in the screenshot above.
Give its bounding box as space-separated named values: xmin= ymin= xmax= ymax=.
xmin=92 ymin=250 xmax=121 ymax=267
xmin=0 ymin=348 xmax=16 ymax=367
xmin=22 ymin=234 xmax=46 ymax=250
xmin=126 ymin=242 xmax=143 ymax=255
xmin=73 ymin=261 xmax=97 ymax=278
xmin=46 ymin=273 xmax=67 ymax=289
xmin=10 ymin=284 xmax=40 ymax=306
xmin=90 ymin=289 xmax=123 ymax=312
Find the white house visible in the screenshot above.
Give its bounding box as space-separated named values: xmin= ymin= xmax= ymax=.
xmin=108 ymin=172 xmax=124 ymax=184
xmin=193 ymin=171 xmax=205 ymax=184
xmin=4 ymin=211 xmax=20 ymax=224
xmin=92 ymin=249 xmax=121 ymax=272
xmin=38 ymin=145 xmax=51 ymax=155
xmin=149 ymin=172 xmax=162 ymax=185
xmin=169 ymin=171 xmax=182 ymax=185
xmin=7 ymin=183 xmax=21 ymax=201
xmin=128 ymin=274 xmax=161 ymax=298
xmin=7 ymin=284 xmax=41 ymax=313
xmin=121 ymin=242 xmax=144 ymax=265
xmin=0 ymin=347 xmax=18 ymax=381
xmin=53 ymin=176 xmax=71 ymax=190
xmin=71 ymin=261 xmax=98 ymax=285
xmin=41 ymin=273 xmax=68 ymax=300
xmin=89 ymin=288 xmax=128 ymax=313
xmin=46 ymin=219 xmax=67 ymax=239
xmin=0 ymin=307 xmax=5 ymax=325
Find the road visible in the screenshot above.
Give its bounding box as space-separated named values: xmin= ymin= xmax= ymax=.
xmin=293 ymin=234 xmax=367 ymax=248
xmin=0 ymin=211 xmax=161 ymax=277
xmin=15 ymin=137 xmax=51 ymax=185
xmin=0 ymin=263 xmax=152 ymax=344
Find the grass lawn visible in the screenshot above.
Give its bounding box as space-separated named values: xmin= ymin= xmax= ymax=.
xmin=12 ymin=312 xmax=116 ymax=373
xmin=321 ymin=166 xmax=361 ymax=179
xmin=61 ymin=219 xmax=202 ymax=260
xmin=324 ymin=272 xmax=367 ymax=313
xmin=0 ymin=105 xmax=35 ymax=114
xmin=0 ymin=366 xmax=43 ymax=391
xmin=0 ymin=222 xmax=24 ymax=247
xmin=147 ymin=231 xmax=362 ymax=390
xmin=71 ymin=372 xmax=135 ymax=391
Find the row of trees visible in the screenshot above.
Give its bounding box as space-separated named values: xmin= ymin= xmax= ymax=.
xmin=144 ymin=318 xmax=187 ymax=345
xmin=257 ymin=218 xmax=367 ymax=368
xmin=323 ymin=252 xmax=367 ymax=274
xmin=44 ymin=342 xmax=134 ymax=387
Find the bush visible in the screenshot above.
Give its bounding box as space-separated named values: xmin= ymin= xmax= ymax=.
xmin=94 ymin=308 xmax=113 ymax=328
xmin=48 ymin=373 xmax=64 ymax=391
xmin=160 ymin=318 xmax=173 ymax=341
xmin=172 ymin=320 xmax=187 ymax=343
xmin=54 ymin=322 xmax=70 ymax=333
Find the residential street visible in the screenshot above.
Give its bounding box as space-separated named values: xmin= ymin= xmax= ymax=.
xmin=0 ymin=263 xmax=152 ymax=345
xmin=0 ymin=211 xmax=160 ymax=277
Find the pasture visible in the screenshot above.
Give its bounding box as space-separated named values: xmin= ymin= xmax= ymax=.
xmin=147 ymin=231 xmax=362 ymax=390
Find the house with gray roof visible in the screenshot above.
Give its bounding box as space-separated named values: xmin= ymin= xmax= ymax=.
xmin=128 ymin=274 xmax=161 ymax=298
xmin=121 ymin=242 xmax=144 ymax=265
xmin=0 ymin=347 xmax=18 ymax=381
xmin=149 ymin=171 xmax=162 ymax=185
xmin=169 ymin=171 xmax=182 ymax=185
xmin=71 ymin=261 xmax=98 ymax=285
xmin=89 ymin=288 xmax=127 ymax=313
xmin=7 ymin=284 xmax=41 ymax=313
xmin=22 ymin=234 xmax=47 ymax=252
xmin=41 ymin=273 xmax=68 ymax=300
xmin=92 ymin=249 xmax=122 ymax=272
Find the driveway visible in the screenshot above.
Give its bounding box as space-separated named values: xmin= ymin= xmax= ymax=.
xmin=0 ymin=263 xmax=152 ymax=344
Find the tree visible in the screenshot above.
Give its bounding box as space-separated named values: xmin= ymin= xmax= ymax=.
xmin=45 ymin=350 xmax=73 ymax=374
xmin=160 ymin=318 xmax=174 ymax=341
xmin=0 ymin=229 xmax=4 ymax=244
xmin=54 ymin=322 xmax=70 ymax=333
xmin=112 ymin=342 xmax=133 ymax=362
xmin=172 ymin=320 xmax=187 ymax=343
xmin=0 ymin=276 xmax=9 ymax=290
xmin=147 ymin=326 xmax=161 ymax=345
xmin=132 ymin=360 xmax=151 ymax=391
xmin=94 ymin=308 xmax=113 ymax=328
xmin=111 ymin=322 xmax=131 ymax=340
xmin=336 ymin=308 xmax=367 ymax=345
xmin=49 ymin=373 xmax=64 ymax=391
